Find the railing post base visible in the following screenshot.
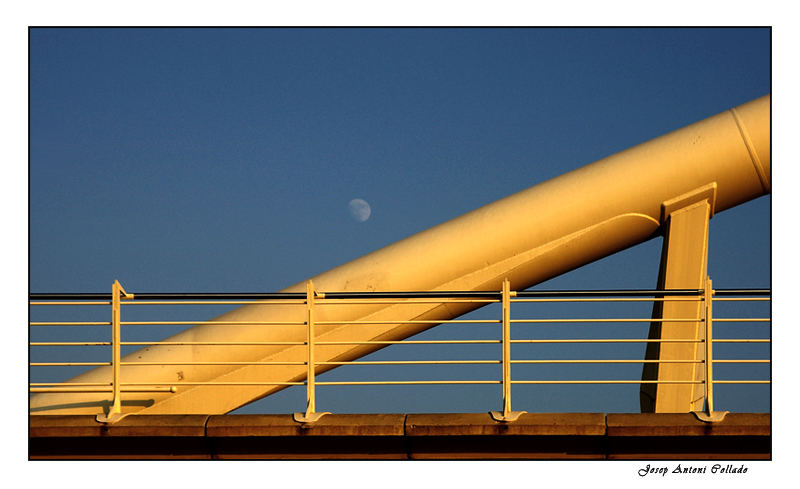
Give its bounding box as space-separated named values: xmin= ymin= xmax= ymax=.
xmin=692 ymin=410 xmax=728 ymax=423
xmin=95 ymin=412 xmax=131 ymax=424
xmin=293 ymin=411 xmax=331 ymax=423
xmin=489 ymin=410 xmax=526 ymax=422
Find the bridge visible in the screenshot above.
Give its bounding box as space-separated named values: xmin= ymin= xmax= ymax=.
xmin=29 ymin=95 xmax=771 ymax=459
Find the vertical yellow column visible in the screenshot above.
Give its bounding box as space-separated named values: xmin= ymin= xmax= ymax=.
xmin=641 ymin=200 xmax=710 ymax=413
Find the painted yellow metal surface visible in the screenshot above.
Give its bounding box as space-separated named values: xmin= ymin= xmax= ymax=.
xmin=30 ymin=95 xmax=770 ymax=416
xmin=489 ymin=279 xmax=525 ymax=422
xmin=641 ymin=199 xmax=710 ymax=413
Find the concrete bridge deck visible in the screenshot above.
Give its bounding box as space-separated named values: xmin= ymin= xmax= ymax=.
xmin=29 ymin=412 xmax=770 ymax=460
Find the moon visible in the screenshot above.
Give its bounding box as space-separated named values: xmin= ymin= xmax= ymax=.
xmin=348 ymin=198 xmax=371 ymax=222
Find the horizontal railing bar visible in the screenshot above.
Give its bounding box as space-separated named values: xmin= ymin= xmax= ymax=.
xmin=511 ymin=359 xmax=702 ymax=364
xmin=516 ymin=289 xmax=704 ymax=297
xmin=306 ymin=359 xmax=770 ymax=366
xmin=120 ymin=321 xmax=305 ymax=326
xmin=316 ymin=340 xmax=501 ymax=345
xmin=35 ymin=359 xmax=760 ymax=367
xmin=30 ymin=322 xmax=112 ymax=326
xmin=115 ymin=297 xmax=772 ymax=305
xmin=321 ymin=292 xmax=503 ymax=299
xmin=712 ymin=359 xmax=770 ymax=363
xmin=30 ymin=382 xmax=110 ymax=386
xmin=712 ymin=380 xmax=771 ymax=384
xmin=30 ymin=342 xmax=110 ymax=346
xmin=29 ymin=288 xmax=770 ymax=302
xmin=713 ymin=318 xmax=771 ymax=322
xmin=511 ymin=380 xmax=704 ymax=384
xmin=317 ymin=360 xmax=501 ymax=366
xmin=29 ymin=292 xmax=498 ymax=301
xmin=510 ymin=339 xmax=702 ymax=343
xmin=312 ymin=380 xmax=726 ymax=386
xmin=123 ymin=300 xmax=307 ymax=306
xmin=31 ymin=339 xmax=720 ymax=347
xmin=120 ymin=361 xmax=306 ymax=366
xmin=29 ymin=339 xmax=757 ymax=347
xmin=315 ymin=319 xmax=500 ymax=325
xmin=512 ymin=297 xmax=701 ymax=303
xmin=123 ymin=299 xmax=498 ymax=306
xmin=322 ymin=359 xmax=710 ymax=365
xmin=713 ymin=297 xmax=771 ymax=302
xmin=70 ymin=317 xmax=740 ymax=327
xmin=315 ymin=380 xmax=501 ymax=385
xmin=318 ymin=299 xmax=499 ymax=305
xmin=120 ymin=341 xmax=306 ymax=346
xmin=30 ymin=362 xmax=112 ymax=367
xmin=123 ymin=381 xmax=304 ymax=386
xmin=29 ymin=293 xmax=308 ymax=300
xmin=30 ymin=387 xmax=176 ymax=393
xmin=712 ymin=339 xmax=770 ymax=343
xmin=28 ymin=298 xmax=771 ymax=310
xmin=512 ymin=318 xmax=699 ymax=324
xmin=712 ymin=289 xmax=771 ymax=296
xmin=28 ymin=293 xmax=119 ymax=300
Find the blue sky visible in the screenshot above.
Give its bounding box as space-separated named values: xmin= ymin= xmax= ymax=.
xmin=29 ymin=27 xmax=771 ymax=415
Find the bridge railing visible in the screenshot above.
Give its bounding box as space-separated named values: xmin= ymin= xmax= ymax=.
xmin=29 ymin=277 xmax=770 ymax=421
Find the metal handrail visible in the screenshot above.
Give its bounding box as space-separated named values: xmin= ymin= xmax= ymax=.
xmin=28 ymin=288 xmax=769 ymax=301
xmin=29 ymin=279 xmax=770 ymax=421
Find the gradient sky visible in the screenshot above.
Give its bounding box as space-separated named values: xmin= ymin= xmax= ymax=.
xmin=29 ymin=27 xmax=771 ymax=416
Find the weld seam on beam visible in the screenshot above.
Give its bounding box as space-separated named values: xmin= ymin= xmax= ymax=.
xmin=730 ymin=107 xmax=769 ymax=193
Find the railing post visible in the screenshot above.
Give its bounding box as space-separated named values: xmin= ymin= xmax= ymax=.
xmin=704 ymin=276 xmax=714 ymax=415
xmin=490 ymin=279 xmax=526 ymax=422
xmin=694 ymin=275 xmax=728 ymax=422
xmin=294 ymin=280 xmax=329 ymax=423
xmin=96 ymin=279 xmax=132 ymax=423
